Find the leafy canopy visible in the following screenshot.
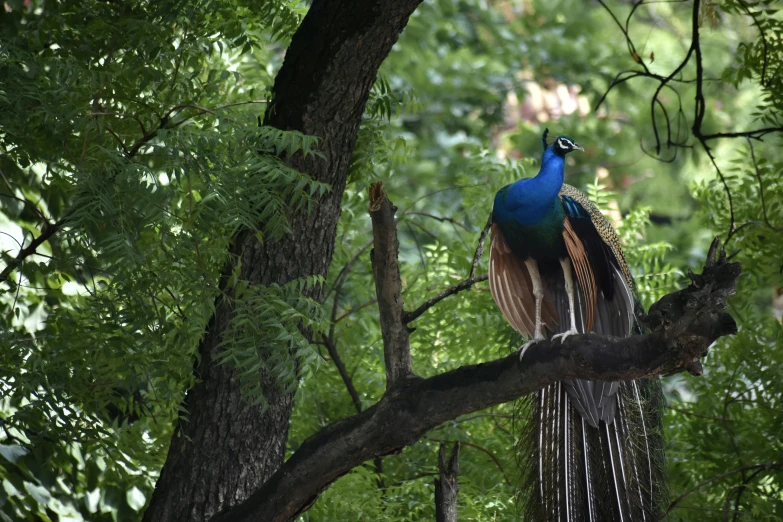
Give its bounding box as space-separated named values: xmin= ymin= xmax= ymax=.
xmin=1 ymin=0 xmax=782 ymax=520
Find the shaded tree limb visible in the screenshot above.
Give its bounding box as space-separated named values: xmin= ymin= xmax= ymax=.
xmin=210 ymin=204 xmax=739 ymax=522
xmin=435 ymin=442 xmax=460 ymax=522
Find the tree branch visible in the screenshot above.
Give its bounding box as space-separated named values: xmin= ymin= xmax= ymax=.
xmin=0 ymin=217 xmax=67 ymax=285
xmin=403 ymin=275 xmax=488 ymax=324
xmin=701 ymin=127 xmax=783 ymax=141
xmin=322 ymin=333 xmax=386 ymax=489
xmin=210 ymin=238 xmax=740 ymax=522
xmin=369 ymin=181 xmax=414 ymax=387
xmin=322 ymin=335 xmax=363 ymax=413
xmin=435 ymin=442 xmax=460 ymax=522
xmin=402 ymin=214 xmax=491 ymax=324
xmin=470 ymin=215 xmax=492 ymax=280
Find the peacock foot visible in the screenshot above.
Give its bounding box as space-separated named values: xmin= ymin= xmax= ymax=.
xmin=518 ymin=334 xmax=546 ymax=361
xmin=551 ymin=328 xmax=579 ymax=344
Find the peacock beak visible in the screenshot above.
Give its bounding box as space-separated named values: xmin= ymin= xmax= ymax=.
xmin=574 ymin=144 xmax=584 ymax=152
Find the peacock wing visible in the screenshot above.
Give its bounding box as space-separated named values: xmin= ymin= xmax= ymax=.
xmin=558 ymin=185 xmax=637 ymax=426
xmin=489 ymin=224 xmax=558 ymax=338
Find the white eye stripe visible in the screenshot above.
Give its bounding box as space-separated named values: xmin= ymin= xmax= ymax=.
xmin=558 ymin=137 xmax=575 ymax=149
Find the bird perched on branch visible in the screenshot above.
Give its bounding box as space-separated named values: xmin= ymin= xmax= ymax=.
xmin=489 ymin=129 xmax=666 ymax=521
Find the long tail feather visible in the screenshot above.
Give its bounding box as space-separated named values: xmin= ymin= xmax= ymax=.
xmin=516 ymin=380 xmax=666 ymax=521
xmin=515 ymin=266 xmax=666 ymax=521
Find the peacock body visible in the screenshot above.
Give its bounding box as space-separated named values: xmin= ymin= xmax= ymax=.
xmin=489 ymin=130 xmax=666 ymax=521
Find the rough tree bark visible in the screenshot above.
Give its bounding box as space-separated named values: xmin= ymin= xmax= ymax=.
xmin=142 ymin=1 xmax=423 ymax=520
xmin=209 ymin=189 xmax=739 ymax=522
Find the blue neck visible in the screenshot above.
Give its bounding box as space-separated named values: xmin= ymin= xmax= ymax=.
xmin=494 ymin=146 xmax=564 ymax=225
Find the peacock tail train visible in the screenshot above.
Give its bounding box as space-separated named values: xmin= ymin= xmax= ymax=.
xmin=493 ymin=183 xmax=667 ymax=521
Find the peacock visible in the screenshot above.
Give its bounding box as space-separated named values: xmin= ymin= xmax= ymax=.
xmin=489 ymin=129 xmax=666 ymax=521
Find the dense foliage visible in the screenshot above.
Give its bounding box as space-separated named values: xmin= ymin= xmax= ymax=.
xmin=1 ymin=0 xmax=781 ymax=520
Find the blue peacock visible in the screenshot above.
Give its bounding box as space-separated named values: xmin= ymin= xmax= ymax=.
xmin=489 ymin=129 xmax=667 ymax=521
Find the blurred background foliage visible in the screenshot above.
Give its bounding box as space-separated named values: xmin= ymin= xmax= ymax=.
xmin=1 ymin=0 xmax=781 ymax=520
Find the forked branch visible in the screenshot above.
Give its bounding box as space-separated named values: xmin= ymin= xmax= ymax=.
xmin=210 ymin=194 xmax=740 ymax=522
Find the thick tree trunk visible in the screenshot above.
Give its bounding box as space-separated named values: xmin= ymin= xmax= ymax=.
xmin=142 ymin=1 xmax=422 ymax=520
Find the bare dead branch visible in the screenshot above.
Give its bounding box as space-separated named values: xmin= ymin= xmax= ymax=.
xmin=369 ymin=181 xmax=414 ymax=387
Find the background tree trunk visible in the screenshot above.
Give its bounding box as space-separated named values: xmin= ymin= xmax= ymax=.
xmin=142 ymin=1 xmax=423 ymax=520
xmin=435 ymin=442 xmax=460 ymax=522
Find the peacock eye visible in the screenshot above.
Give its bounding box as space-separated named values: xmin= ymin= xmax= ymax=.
xmin=557 ymin=138 xmax=573 ymax=150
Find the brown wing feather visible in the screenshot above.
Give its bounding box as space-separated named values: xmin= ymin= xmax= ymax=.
xmin=560 ymin=184 xmax=634 ymax=290
xmin=563 ymin=216 xmax=598 ymax=332
xmin=489 ymin=224 xmax=558 ymax=336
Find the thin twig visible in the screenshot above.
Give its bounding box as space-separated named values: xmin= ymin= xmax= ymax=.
xmin=470 ymin=215 xmax=492 ymax=280
xmin=745 ymin=137 xmax=781 ymax=232
xmin=701 ymin=127 xmax=783 ymax=141
xmin=402 ymin=275 xmax=488 ymax=324
xmin=328 ymin=240 xmax=373 ymax=343
xmin=0 ymin=193 xmax=49 ymax=223
xmin=326 ymin=240 xmax=373 ymax=298
xmin=597 ymin=0 xmax=650 ymax=73
xmin=0 ymin=217 xmax=68 ymax=285
xmin=402 ymin=211 xmax=471 ymax=232
xmin=664 ymin=462 xmax=783 ymax=515
xmin=667 ymin=404 xmax=733 ymax=422
xmin=322 ymin=335 xmax=363 ymax=413
xmin=427 ymin=438 xmax=512 ymax=487
xmin=335 ymin=299 xmax=378 ymax=323
xmin=403 ymin=220 xmax=492 ymax=324
xmin=699 ymin=139 xmax=736 ymax=241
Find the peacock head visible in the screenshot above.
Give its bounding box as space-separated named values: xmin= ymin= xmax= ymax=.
xmin=541 ymin=128 xmax=584 ymax=157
